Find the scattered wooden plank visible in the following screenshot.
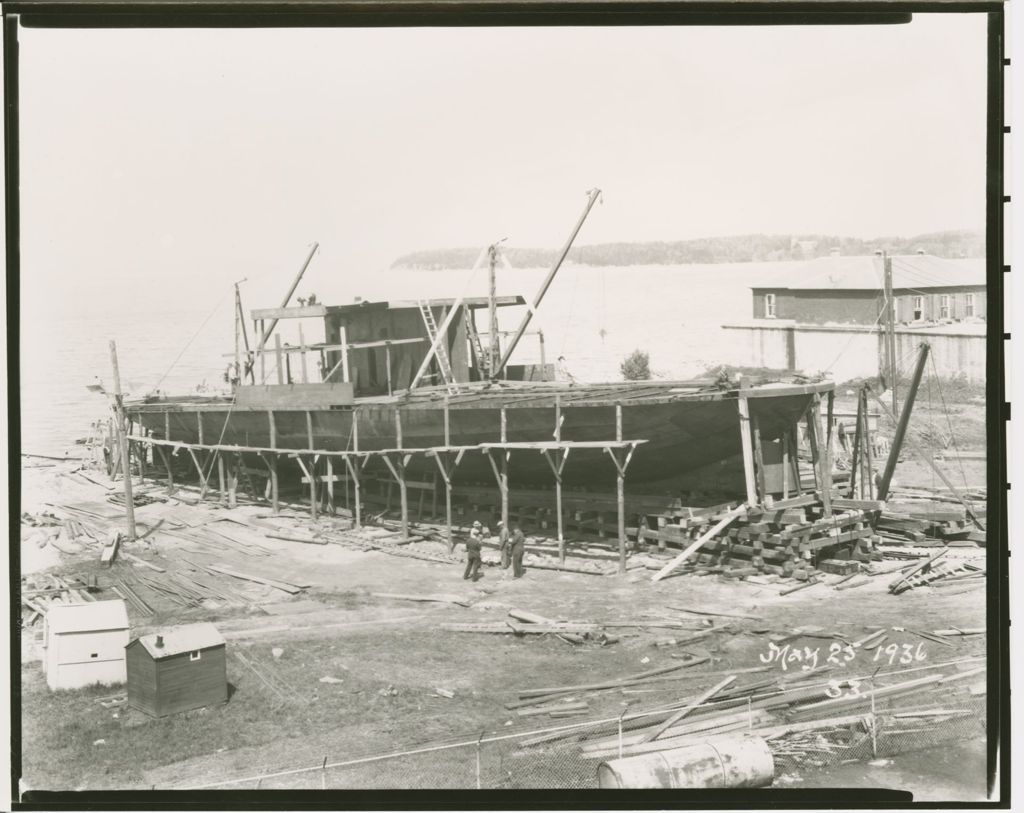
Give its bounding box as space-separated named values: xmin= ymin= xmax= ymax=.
xmin=516 ymin=701 xmax=589 ymax=717
xmin=264 ymin=533 xmax=329 ymax=545
xmin=933 ymin=627 xmax=984 ymax=636
xmin=779 ymin=577 xmax=822 ymax=596
xmin=639 ymin=674 xmax=736 ymax=743
xmin=119 ymin=551 xmax=166 ymax=572
xmin=202 ymin=564 xmax=303 ymax=594
xmin=373 ymin=592 xmax=470 ymax=607
xmin=665 ymin=606 xmax=762 ymax=621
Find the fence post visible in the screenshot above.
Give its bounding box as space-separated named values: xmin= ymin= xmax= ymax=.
xmin=618 ymin=707 xmax=629 ymax=758
xmin=322 ymin=756 xmax=328 ymax=789
xmin=476 ymin=731 xmax=486 ymax=789
xmin=869 ymin=676 xmax=878 ymax=758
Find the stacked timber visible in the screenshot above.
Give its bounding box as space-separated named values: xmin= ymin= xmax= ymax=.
xmin=649 ymin=497 xmax=879 ymax=582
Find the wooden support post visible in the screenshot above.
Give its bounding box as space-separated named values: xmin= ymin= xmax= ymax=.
xmin=275 ymin=334 xmax=285 ymax=385
xmin=326 ymin=457 xmax=335 ymax=515
xmin=499 ymin=408 xmax=509 ymax=532
xmin=850 ymin=391 xmax=864 ymax=499
xmin=431 ymin=469 xmax=438 ymax=519
xmin=751 ymin=410 xmax=766 ymax=502
xmin=299 ymin=323 xmax=308 ymax=383
xmin=164 ymin=412 xmax=171 ymax=442
xmin=615 ymin=404 xmax=626 ymax=574
xmin=824 ymin=390 xmax=835 ymax=509
xmin=259 ymin=321 xmax=266 ymax=382
xmin=155 ymin=445 xmax=174 ymax=495
xmin=554 ymin=396 xmax=564 ymax=559
xmin=306 ymin=410 xmax=314 ymax=450
xmin=186 ymin=448 xmax=210 ymax=498
xmin=805 ymin=403 xmax=821 ymax=494
xmin=538 ymin=329 xmax=546 ymax=379
xmin=808 ymin=393 xmax=831 ymax=516
xmin=340 ymin=325 xmax=350 ymax=383
xmin=217 ymin=454 xmax=227 ymax=506
xmin=344 ymin=456 xmax=362 ymax=529
xmin=227 ymin=454 xmax=238 ymax=509
xmin=197 ymin=412 xmax=204 ymax=446
xmin=385 ymin=344 xmax=392 ymax=396
xmin=432 ymin=449 xmax=465 ymax=552
xmin=295 ymin=455 xmax=318 ymax=520
xmin=862 ymin=389 xmax=875 ymax=500
xmin=737 ymin=396 xmax=758 ymax=505
xmin=781 ymin=431 xmax=790 ymax=499
xmin=541 ymin=448 xmax=570 ymax=564
xmin=381 ymin=452 xmax=411 ymax=540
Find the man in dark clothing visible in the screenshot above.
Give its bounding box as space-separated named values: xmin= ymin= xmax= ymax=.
xmin=464 ymin=521 xmax=483 ymax=581
xmin=510 ymin=524 xmax=526 ymax=578
xmin=497 ymin=521 xmax=511 ymax=570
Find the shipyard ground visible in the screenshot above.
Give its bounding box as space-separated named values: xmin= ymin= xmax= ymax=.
xmin=20 ymin=456 xmax=988 ymax=799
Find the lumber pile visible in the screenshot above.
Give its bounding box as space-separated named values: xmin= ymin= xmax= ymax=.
xmin=647 ymin=499 xmax=878 ymax=584
xmin=514 ymin=655 xmax=986 ymax=765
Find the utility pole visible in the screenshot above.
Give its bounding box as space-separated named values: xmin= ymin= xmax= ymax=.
xmin=233 ymin=284 xmax=241 ymax=387
xmin=109 ymin=340 xmax=137 ymax=541
xmin=875 ymin=342 xmax=930 ymax=501
xmin=488 ymin=243 xmax=499 ymax=374
xmin=883 ymin=252 xmax=898 ymax=418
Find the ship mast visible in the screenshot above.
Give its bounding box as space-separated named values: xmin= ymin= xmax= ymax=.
xmin=488 ymin=243 xmax=498 ymax=374
xmin=491 ymin=188 xmax=601 ymax=381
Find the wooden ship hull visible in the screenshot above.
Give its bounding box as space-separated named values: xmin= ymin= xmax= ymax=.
xmin=126 ymin=379 xmax=831 ymax=489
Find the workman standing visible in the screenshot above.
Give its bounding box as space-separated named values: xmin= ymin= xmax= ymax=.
xmin=510 ymin=524 xmax=526 ymax=578
xmin=464 ymin=520 xmax=483 ymax=581
xmin=497 ymin=520 xmax=511 ymax=570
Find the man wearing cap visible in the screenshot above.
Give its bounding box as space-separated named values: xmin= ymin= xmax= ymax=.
xmin=497 ymin=520 xmax=511 ymax=570
xmin=464 ymin=521 xmax=483 ymax=581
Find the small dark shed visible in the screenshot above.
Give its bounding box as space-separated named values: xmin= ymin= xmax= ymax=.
xmin=126 ymin=623 xmax=228 ymax=717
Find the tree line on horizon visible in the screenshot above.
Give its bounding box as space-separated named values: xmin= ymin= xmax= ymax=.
xmin=391 ymin=230 xmax=984 ymax=270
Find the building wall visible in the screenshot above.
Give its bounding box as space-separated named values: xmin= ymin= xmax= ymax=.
xmin=753 ymin=286 xmax=987 ymax=327
xmin=46 ymin=628 xmax=129 ymax=691
xmin=892 ymin=286 xmax=986 ymax=323
xmin=721 ymin=322 xmax=986 ymax=384
xmin=153 ymin=646 xmax=228 ymax=717
xmin=126 ymin=641 xmax=158 ymax=713
xmin=752 ymin=289 xmax=881 ymax=325
xmin=325 ymin=306 xmax=470 ymax=394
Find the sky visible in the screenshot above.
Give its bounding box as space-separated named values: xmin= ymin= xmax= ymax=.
xmin=16 ymin=14 xmax=988 ymax=310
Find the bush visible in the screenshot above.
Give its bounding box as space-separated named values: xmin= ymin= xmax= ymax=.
xmin=620 ymin=349 xmax=651 ymax=381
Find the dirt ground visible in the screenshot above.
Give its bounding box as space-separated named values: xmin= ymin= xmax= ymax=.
xmin=18 ymin=427 xmax=990 ymax=797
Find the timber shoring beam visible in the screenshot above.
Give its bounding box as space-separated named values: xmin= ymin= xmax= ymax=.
xmin=126 ymin=434 xmax=649 ymax=543
xmin=737 ymin=397 xmax=758 ymax=505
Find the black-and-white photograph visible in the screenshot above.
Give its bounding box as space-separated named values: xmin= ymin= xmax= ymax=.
xmin=9 ymin=4 xmax=1005 ymax=805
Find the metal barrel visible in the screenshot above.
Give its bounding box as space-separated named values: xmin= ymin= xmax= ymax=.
xmin=596 ymin=735 xmax=775 ymax=789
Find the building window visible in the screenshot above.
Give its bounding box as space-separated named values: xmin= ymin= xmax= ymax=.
xmin=965 ymin=293 xmax=975 ymax=318
xmin=913 ymin=296 xmax=923 ymax=321
xmin=190 ymin=651 xmax=201 ymax=661
xmin=765 ymin=294 xmax=776 ymax=318
xmin=939 ymin=295 xmax=950 ymax=319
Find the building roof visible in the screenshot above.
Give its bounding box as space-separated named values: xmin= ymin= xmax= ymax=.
xmin=46 ymin=599 xmax=129 ymax=634
xmin=751 ymin=254 xmax=985 ymax=292
xmin=131 ymin=623 xmax=225 ymax=659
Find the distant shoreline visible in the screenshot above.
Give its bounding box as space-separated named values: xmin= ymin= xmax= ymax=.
xmin=391 ymin=230 xmax=984 ymax=270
